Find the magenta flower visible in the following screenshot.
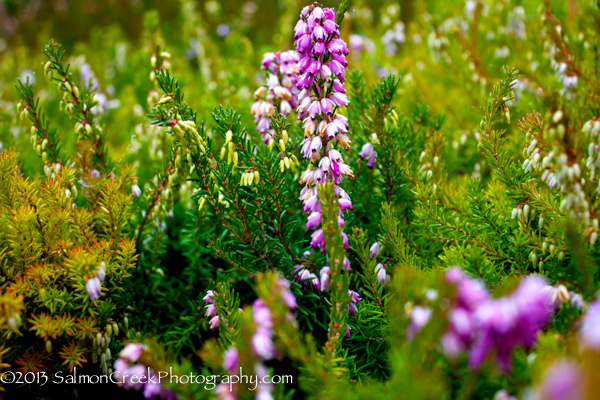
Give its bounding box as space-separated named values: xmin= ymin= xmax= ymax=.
xmin=119 ymin=343 xmax=146 ymax=363
xmin=295 ymin=5 xmax=353 ymax=256
xmin=205 ymin=304 xmax=217 ymax=317
xmin=114 ymin=349 xmax=176 ymax=400
xmin=251 ymin=299 xmax=277 ymax=360
xmin=86 ymin=277 xmax=101 ymax=300
xmin=442 ymin=268 xmax=553 ymax=373
xmin=252 ymin=328 xmax=276 ymax=360
xmin=359 ymin=143 xmax=377 ymax=168
xmin=348 ymin=290 xmax=361 ymax=317
xmin=275 ymin=278 xmax=297 ymax=310
xmin=579 ymin=299 xmax=600 ymax=351
xmin=406 ymin=305 xmax=432 ymax=342
xmin=203 ymin=290 xmax=216 ymax=304
xmin=319 ymin=266 xmax=330 ymax=291
xmin=209 ymin=315 xmax=220 ymax=330
xmin=252 ymin=50 xmax=300 ymax=143
xmin=292 ymin=265 xmax=321 ymax=290
xmin=223 ymin=347 xmax=239 ymax=374
xmin=123 ymin=364 xmax=147 ymax=390
xmin=533 ymin=358 xmax=587 ymax=400
xmin=143 ymin=375 xmax=162 ymax=399
xmin=345 ymin=324 xmax=351 ymax=338
xmin=370 ymin=242 xmax=381 ymax=258
xmin=374 ymin=263 xmax=387 ymax=283
xmin=461 ymin=274 xmax=551 ymax=372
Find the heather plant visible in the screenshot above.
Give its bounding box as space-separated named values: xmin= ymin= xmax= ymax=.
xmin=2 ymin=0 xmax=600 ymax=399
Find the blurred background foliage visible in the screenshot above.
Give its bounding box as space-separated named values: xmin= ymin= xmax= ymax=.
xmin=1 ymin=0 xmax=580 ymax=178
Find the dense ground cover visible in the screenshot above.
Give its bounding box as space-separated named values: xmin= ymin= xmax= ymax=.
xmin=1 ymin=0 xmax=600 ymax=399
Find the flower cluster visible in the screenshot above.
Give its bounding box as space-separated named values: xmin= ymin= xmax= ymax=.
xmin=246 ymin=280 xmax=296 ymax=400
xmin=251 ymin=279 xmax=296 ymax=361
xmin=251 ymin=51 xmax=300 ymax=143
xmin=546 ymin=43 xmax=578 ymax=99
xmin=86 ymin=262 xmax=106 ymax=300
xmin=579 ymin=298 xmax=600 ymax=351
xmin=520 ymin=111 xmax=598 ymax=245
xmin=442 ymin=267 xmax=552 ymax=372
xmin=294 ymin=5 xmax=354 ymax=255
xmin=114 ymin=343 xmax=177 ymax=400
xmin=528 ymin=358 xmax=587 ymax=400
xmin=314 ymin=255 xmax=351 ymax=291
xmin=382 ymin=21 xmax=406 ymax=55
xmin=203 ymin=290 xmax=220 ymax=330
xmin=292 ymin=263 xmax=320 ymax=290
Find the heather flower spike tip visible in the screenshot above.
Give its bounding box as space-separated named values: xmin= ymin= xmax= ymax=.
xmin=294 ymin=5 xmax=353 ymax=256
xmin=252 ymin=51 xmax=300 ymax=144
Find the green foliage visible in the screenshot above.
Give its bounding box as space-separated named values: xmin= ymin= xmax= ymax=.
xmin=2 ymin=0 xmax=600 ymax=399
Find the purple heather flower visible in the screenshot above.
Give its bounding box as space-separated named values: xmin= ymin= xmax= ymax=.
xmin=349 ymin=34 xmax=375 ymax=53
xmin=216 ymin=24 xmax=230 ymax=37
xmin=292 ymin=266 xmax=320 ymax=290
xmin=406 ymin=305 xmax=432 ymax=342
xmin=96 ymin=263 xmax=106 ymax=282
xmin=570 ymin=292 xmax=584 ymax=309
xmin=492 ymin=390 xmax=517 ymax=400
xmin=359 ymin=143 xmax=377 ymax=168
xmin=91 ymin=169 xmax=101 ymax=178
xmin=124 ymin=364 xmax=147 ymax=391
xmin=132 ymin=184 xmax=141 ymax=197
xmin=86 ymin=277 xmax=101 ymax=300
xmin=276 ymin=278 xmax=297 ymax=310
xmin=203 ymin=290 xmax=216 ymax=304
xmin=253 ymin=299 xmax=273 ymax=329
xmin=215 ymin=383 xmax=237 ymax=400
xmin=205 ymin=304 xmax=217 ymax=317
xmin=348 ymin=290 xmax=361 ymax=317
xmin=345 ymin=324 xmax=351 ymax=338
xmin=306 ymin=211 xmax=322 ymax=230
xmin=250 ymin=299 xmax=278 ymax=361
xmin=294 ymin=5 xmax=353 ymax=255
xmin=468 ymin=276 xmax=552 ymax=371
xmin=342 ymin=256 xmax=351 ymax=271
xmin=370 ymin=242 xmax=381 ymax=258
xmin=143 ymin=378 xmax=162 ymax=399
xmin=579 ymin=299 xmax=600 ymax=351
xmin=113 ymin=358 xmax=129 ymax=382
xmin=223 ymin=347 xmax=239 ymax=374
xmin=442 ymin=268 xmax=553 ymax=373
xmin=534 ymin=358 xmax=586 ymax=400
xmin=252 ymin=327 xmax=276 ymax=360
xmin=119 ymin=343 xmax=146 ymax=363
xmin=310 ymin=229 xmax=326 ymax=252
xmin=320 ymin=266 xmax=330 ymax=291
xmin=252 ymin=50 xmax=300 ymax=143
xmin=209 ymin=316 xmax=220 ymax=330
xmin=374 ymin=263 xmax=387 ymax=283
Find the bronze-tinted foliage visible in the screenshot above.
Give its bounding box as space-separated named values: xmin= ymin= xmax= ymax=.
xmin=0 ymin=148 xmax=137 ymax=383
